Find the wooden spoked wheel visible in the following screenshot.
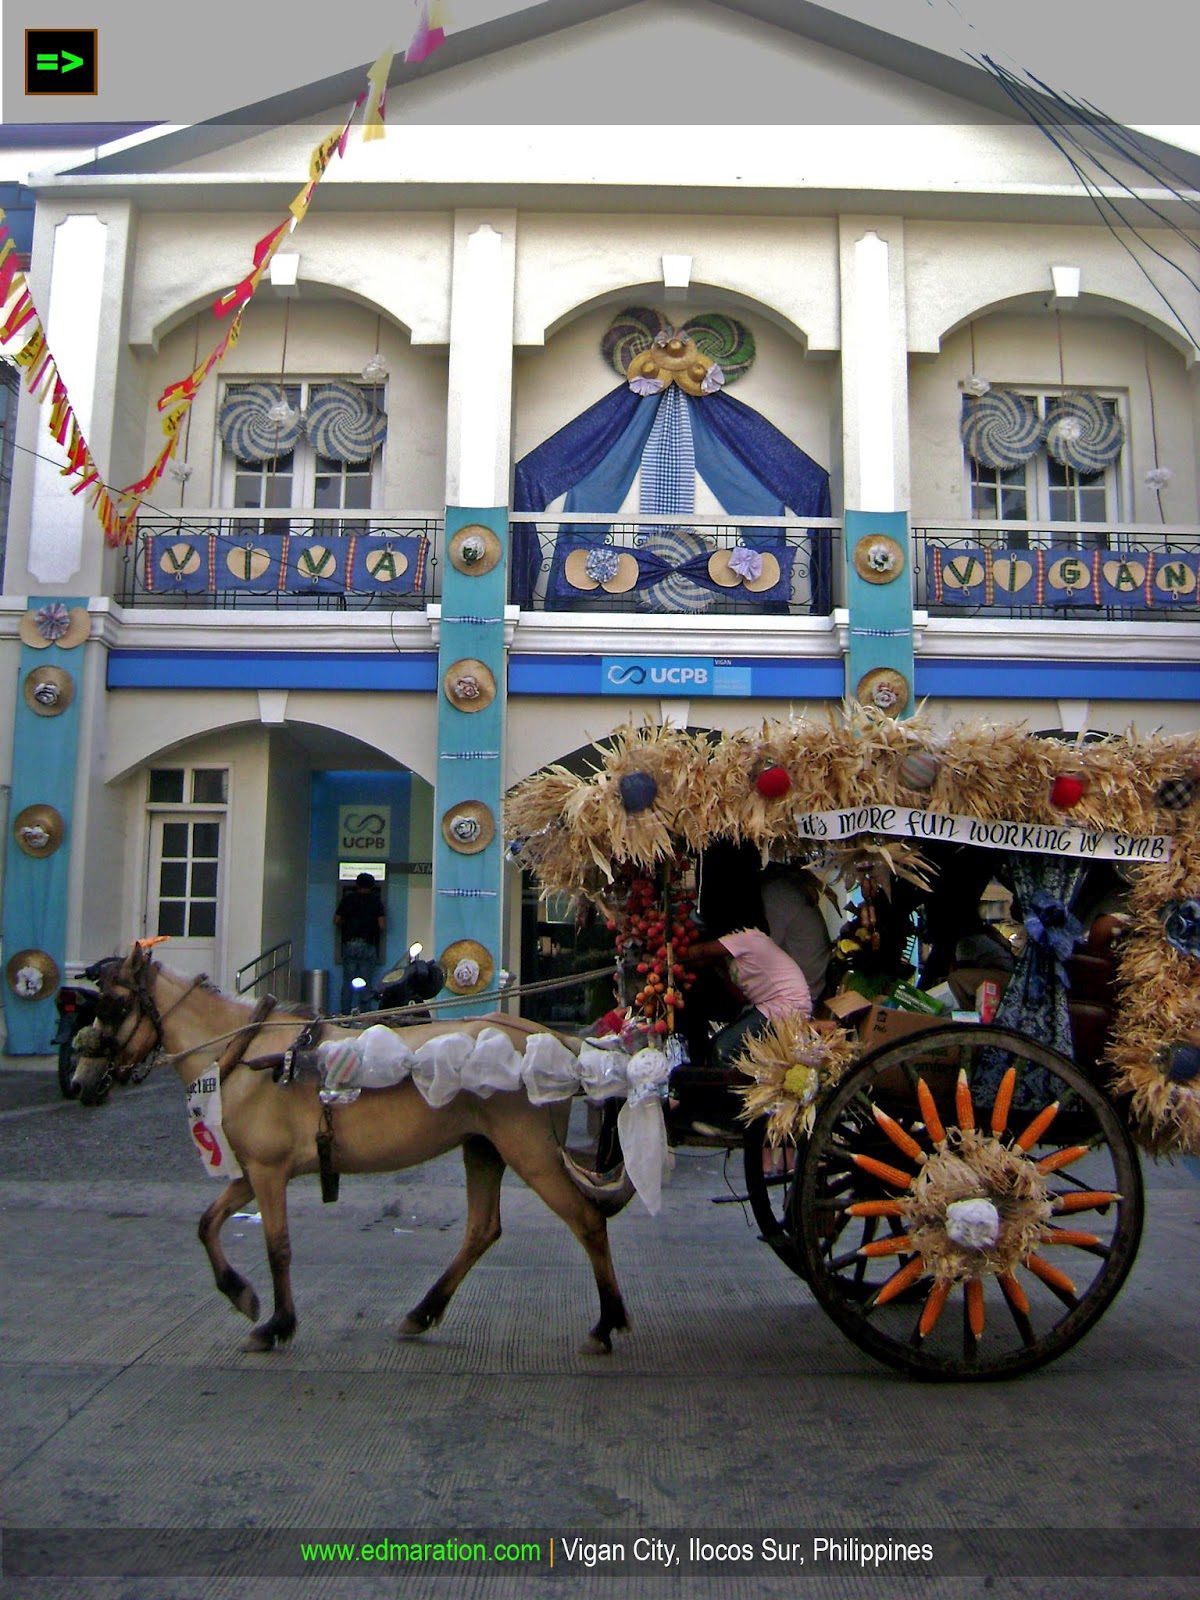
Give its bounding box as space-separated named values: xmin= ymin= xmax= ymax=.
xmin=794 ymin=1025 xmax=1144 ymax=1381
xmin=742 ymin=1118 xmax=806 ymax=1278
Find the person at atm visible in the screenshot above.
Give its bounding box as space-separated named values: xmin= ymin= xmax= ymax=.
xmin=334 ymin=872 xmax=386 ymax=1014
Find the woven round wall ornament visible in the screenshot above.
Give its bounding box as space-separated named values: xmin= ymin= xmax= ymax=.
xmin=626 ymin=331 xmax=716 ymax=397
xmin=19 ymin=605 xmax=90 ymax=651
xmin=601 ymin=307 xmax=667 ymax=378
xmin=304 ymin=381 xmax=388 ymax=463
xmin=707 ymin=548 xmax=781 ymax=593
xmin=1044 ymin=392 xmax=1124 ymax=473
xmin=448 ymin=524 xmax=502 ymax=576
xmin=682 ymin=313 xmax=755 ymax=386
xmin=960 ymin=391 xmax=1043 ymax=469
xmin=856 ymin=668 xmax=910 ymax=718
xmin=439 ymin=939 xmax=494 ymax=995
xmin=852 ymin=534 xmax=906 ymax=584
xmin=218 ymin=383 xmax=303 ymax=461
xmin=563 ymin=547 xmax=640 ymax=594
xmin=441 ymin=801 xmax=496 ymax=855
xmin=22 ymin=666 xmax=75 ymax=717
xmin=12 ymin=804 xmax=65 ymax=857
xmin=6 ymin=949 xmax=59 ymax=1000
xmin=443 ymin=659 xmax=496 ymax=713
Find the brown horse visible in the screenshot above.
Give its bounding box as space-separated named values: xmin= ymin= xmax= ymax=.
xmin=72 ymin=943 xmax=629 ymax=1356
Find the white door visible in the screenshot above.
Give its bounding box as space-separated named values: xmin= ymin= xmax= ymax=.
xmin=145 ymin=813 xmax=224 ymax=980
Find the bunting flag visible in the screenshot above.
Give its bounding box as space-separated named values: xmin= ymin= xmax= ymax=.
xmin=0 ymin=219 xmax=124 ymax=543
xmin=406 ymin=2 xmax=448 ymax=65
xmin=0 ymin=45 xmax=394 ymax=549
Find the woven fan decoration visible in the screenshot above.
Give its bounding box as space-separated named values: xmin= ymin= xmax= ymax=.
xmin=960 ymin=391 xmax=1043 ymax=469
xmin=601 ymin=307 xmax=756 ymax=388
xmin=601 ymin=307 xmax=668 ymax=379
xmin=682 ymin=312 xmax=756 ymax=385
xmin=304 ymin=381 xmax=388 ymax=463
xmin=218 ymin=383 xmax=304 ymax=462
xmin=1044 ymin=392 xmax=1124 ymax=472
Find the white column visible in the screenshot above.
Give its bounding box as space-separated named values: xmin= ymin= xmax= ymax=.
xmin=838 ymin=221 xmax=910 ymax=514
xmin=445 ymin=213 xmax=516 ymax=507
xmin=28 ymin=215 xmax=108 ymax=585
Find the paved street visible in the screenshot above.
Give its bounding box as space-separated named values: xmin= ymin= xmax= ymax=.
xmin=1 ymin=1060 xmax=1197 ymax=1600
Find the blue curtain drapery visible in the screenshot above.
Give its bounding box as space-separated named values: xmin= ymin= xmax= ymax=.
xmin=511 ymin=384 xmax=833 ymax=609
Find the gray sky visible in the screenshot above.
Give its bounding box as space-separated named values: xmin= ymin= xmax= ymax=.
xmin=0 ymin=0 xmax=1196 ymax=137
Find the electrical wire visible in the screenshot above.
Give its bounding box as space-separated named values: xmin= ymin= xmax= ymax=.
xmin=973 ymin=55 xmax=1200 ymax=351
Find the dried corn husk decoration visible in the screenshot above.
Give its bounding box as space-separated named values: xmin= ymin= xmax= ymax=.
xmin=902 ymin=1128 xmax=1053 ymax=1281
xmin=816 ymin=835 xmax=937 ymax=896
xmin=506 ymin=712 xmax=1200 ymax=1157
xmin=1106 ymin=817 xmax=1200 ymax=1159
xmin=558 ymin=721 xmax=715 ymax=881
xmin=732 ymin=1014 xmax=858 ymax=1146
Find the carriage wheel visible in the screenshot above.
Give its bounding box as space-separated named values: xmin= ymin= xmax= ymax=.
xmin=795 ymin=1025 xmax=1143 ymax=1381
xmin=742 ymin=1118 xmax=806 ymax=1278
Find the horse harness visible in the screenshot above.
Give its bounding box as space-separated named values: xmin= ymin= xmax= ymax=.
xmin=91 ymin=958 xmax=343 ymax=1201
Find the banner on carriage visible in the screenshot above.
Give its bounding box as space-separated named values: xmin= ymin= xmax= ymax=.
xmin=789 ymin=805 xmax=1170 ymax=863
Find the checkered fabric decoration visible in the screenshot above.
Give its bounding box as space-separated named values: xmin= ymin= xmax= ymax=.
xmin=1156 ymin=775 xmax=1198 ymax=812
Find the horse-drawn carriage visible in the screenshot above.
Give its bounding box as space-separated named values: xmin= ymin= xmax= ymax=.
xmin=504 ymin=712 xmax=1200 ymax=1380
xmin=72 ymin=711 xmax=1199 ymax=1382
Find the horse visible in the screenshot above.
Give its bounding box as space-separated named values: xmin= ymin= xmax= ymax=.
xmin=72 ymin=943 xmax=630 ymax=1357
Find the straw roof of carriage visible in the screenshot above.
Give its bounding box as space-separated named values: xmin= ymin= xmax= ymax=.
xmin=503 ymin=709 xmax=1200 ymax=1159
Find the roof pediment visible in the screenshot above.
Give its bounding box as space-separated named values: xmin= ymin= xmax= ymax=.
xmin=39 ymin=0 xmax=1198 ymax=202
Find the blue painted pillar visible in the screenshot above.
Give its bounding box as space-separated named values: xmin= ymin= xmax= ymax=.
xmin=2 ymin=601 xmax=88 ymax=1053
xmin=843 ymin=510 xmax=916 ymax=721
xmin=431 ymin=509 xmax=508 ymax=1014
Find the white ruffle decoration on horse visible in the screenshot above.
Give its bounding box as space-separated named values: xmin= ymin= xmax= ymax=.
xmin=615 ymin=1047 xmax=675 ymax=1216
xmin=314 ymin=1025 xmax=671 ymax=1209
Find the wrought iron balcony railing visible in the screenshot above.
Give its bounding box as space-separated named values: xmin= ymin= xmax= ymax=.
xmin=913 ymin=520 xmax=1200 ymax=622
xmin=508 ymin=513 xmax=842 ymax=616
xmin=119 ymin=511 xmax=443 ymax=610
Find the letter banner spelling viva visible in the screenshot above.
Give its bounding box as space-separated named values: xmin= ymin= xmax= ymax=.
xmin=790 ymin=806 xmax=1170 ymax=863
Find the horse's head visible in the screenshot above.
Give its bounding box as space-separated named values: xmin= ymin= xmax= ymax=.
xmin=71 ymin=942 xmax=167 ymax=1105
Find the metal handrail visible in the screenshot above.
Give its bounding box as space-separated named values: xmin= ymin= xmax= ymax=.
xmin=236 ymin=940 xmax=293 ymax=997
xmin=120 ymin=511 xmax=443 ymax=610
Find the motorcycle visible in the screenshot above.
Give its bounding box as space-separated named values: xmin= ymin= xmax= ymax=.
xmin=53 ymin=966 xmax=104 ymax=1099
xmin=373 ymin=943 xmax=446 ymax=1020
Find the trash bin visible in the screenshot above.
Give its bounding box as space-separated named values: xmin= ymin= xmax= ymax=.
xmin=301 ymin=969 xmax=329 ymax=1013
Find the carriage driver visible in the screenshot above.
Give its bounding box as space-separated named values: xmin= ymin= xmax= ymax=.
xmin=683 ymin=925 xmax=813 ymax=1070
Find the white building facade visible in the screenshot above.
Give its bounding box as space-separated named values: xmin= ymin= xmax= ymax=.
xmin=2 ymin=0 xmax=1198 ymax=1048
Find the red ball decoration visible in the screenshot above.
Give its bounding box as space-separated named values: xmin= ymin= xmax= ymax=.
xmin=756 ymin=765 xmax=791 ymax=799
xmin=1050 ymin=772 xmax=1087 ymax=809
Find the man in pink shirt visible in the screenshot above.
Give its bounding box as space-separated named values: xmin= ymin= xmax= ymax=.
xmin=684 ymin=925 xmax=812 ymax=1071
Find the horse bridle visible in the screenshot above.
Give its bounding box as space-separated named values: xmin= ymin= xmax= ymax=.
xmin=87 ymin=956 xmax=209 ymax=1087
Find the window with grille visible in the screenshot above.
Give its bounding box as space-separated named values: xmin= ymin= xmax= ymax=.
xmin=219 ymin=380 xmax=383 ymax=527
xmin=965 ymin=392 xmax=1123 ymax=527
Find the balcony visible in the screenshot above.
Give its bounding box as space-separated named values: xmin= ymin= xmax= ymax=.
xmin=913 ymin=521 xmax=1200 ymax=622
xmin=120 ymin=511 xmax=443 ymax=610
xmin=509 ymin=513 xmax=841 ymax=616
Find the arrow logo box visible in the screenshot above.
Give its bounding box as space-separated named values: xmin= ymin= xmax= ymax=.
xmin=25 ymin=29 xmax=98 ymax=95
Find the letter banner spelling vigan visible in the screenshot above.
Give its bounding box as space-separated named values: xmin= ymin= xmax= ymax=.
xmin=929 ymin=547 xmax=1199 ymax=610
xmin=792 ymin=806 xmax=1170 ymax=863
